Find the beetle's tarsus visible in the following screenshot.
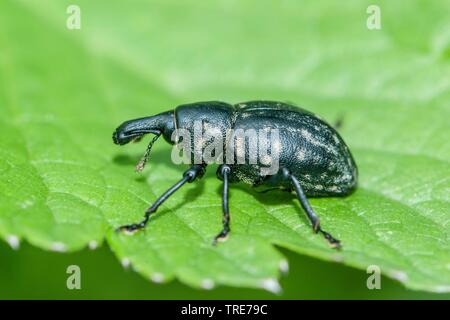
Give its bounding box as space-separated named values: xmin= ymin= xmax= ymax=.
xmin=320 ymin=229 xmax=341 ymax=250
xmin=212 ymin=230 xmax=229 ymax=245
xmin=116 ymin=220 xmax=148 ymax=234
xmin=116 ymin=208 xmax=155 ymax=234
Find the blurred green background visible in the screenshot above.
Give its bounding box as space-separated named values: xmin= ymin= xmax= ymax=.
xmin=1 ymin=0 xmax=449 ymax=299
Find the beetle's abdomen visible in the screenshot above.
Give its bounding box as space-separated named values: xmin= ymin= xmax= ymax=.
xmin=227 ymin=101 xmax=358 ymax=196
xmin=284 ymin=122 xmax=357 ymax=196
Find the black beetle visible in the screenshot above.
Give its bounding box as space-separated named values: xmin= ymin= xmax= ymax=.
xmin=113 ymin=101 xmax=358 ymax=248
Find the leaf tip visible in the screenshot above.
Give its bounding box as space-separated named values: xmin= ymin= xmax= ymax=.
xmin=200 ymin=278 xmax=215 ymax=290
xmin=150 ymin=272 xmax=165 ymax=283
xmin=88 ymin=240 xmax=98 ymax=250
xmin=260 ymin=278 xmax=282 ymax=295
xmin=390 ymin=270 xmax=408 ymax=283
xmin=279 ymin=259 xmax=289 ymax=274
xmin=6 ymin=235 xmax=20 ymax=250
xmin=121 ymin=257 xmax=131 ymax=269
xmin=51 ymin=242 xmax=67 ymax=252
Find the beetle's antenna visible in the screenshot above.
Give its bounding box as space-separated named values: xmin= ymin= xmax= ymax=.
xmin=135 ymin=133 xmax=161 ymax=172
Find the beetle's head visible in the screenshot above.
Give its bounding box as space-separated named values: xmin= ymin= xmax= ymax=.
xmin=113 ymin=110 xmax=175 ymax=145
xmin=113 ymin=110 xmax=175 ymax=171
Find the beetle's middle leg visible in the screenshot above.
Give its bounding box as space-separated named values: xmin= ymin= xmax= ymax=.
xmin=213 ymin=164 xmax=231 ymax=245
xmin=282 ymin=168 xmax=341 ymax=249
xmin=116 ymin=164 xmax=206 ymax=233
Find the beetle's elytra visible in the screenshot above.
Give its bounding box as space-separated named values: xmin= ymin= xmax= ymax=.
xmin=113 ymin=101 xmax=358 ymax=249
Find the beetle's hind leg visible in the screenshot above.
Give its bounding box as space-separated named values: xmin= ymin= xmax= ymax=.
xmin=282 ymin=168 xmax=341 ymax=249
xmin=116 ymin=164 xmax=206 ymax=234
xmin=213 ymin=164 xmax=231 ymax=245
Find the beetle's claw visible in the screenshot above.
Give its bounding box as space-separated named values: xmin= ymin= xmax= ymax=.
xmin=328 ymin=237 xmax=342 ymax=250
xmin=212 ymin=231 xmax=229 ymax=246
xmin=116 ymin=223 xmax=144 ymax=234
xmin=320 ymin=230 xmax=342 ymax=250
xmin=331 ymin=241 xmax=342 ymax=250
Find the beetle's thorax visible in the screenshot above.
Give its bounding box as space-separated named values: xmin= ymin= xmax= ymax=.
xmin=174 ymin=101 xmax=235 ymax=133
xmin=173 ymin=102 xmax=235 ymax=160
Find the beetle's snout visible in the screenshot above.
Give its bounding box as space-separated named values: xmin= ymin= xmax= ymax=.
xmin=113 ymin=111 xmax=174 ymax=147
xmin=113 ymin=120 xmax=143 ymax=145
xmin=112 ymin=118 xmax=165 ymax=146
xmin=112 ymin=129 xmax=132 ymax=145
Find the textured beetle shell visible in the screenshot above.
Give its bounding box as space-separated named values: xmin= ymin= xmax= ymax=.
xmin=175 ymin=101 xmax=234 ymax=164
xmin=229 ymin=101 xmax=357 ymax=196
xmin=175 ymin=100 xmax=358 ymax=197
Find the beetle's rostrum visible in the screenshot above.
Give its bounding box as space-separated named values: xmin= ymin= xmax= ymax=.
xmin=113 ymin=101 xmax=358 ymax=248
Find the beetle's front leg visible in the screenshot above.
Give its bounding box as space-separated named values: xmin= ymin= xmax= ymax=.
xmin=213 ymin=164 xmax=231 ymax=245
xmin=116 ymin=164 xmax=206 ymax=234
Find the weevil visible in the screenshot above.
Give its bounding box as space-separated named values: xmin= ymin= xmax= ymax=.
xmin=112 ymin=101 xmax=358 ymax=248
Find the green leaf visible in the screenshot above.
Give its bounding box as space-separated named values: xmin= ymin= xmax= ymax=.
xmin=0 ymin=0 xmax=449 ymax=292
